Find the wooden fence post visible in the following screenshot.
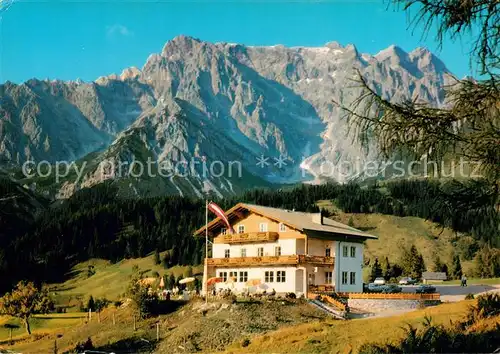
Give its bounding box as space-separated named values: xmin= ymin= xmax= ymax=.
xmin=156 ymin=323 xmax=160 ymax=341
xmin=113 ymin=313 xmax=116 ymax=325
xmin=9 ymin=328 xmax=12 ymax=344
xmin=133 ymin=315 xmax=137 ymax=331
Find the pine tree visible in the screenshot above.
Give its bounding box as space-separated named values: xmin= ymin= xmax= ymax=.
xmin=162 ymin=251 xmax=171 ymax=269
xmin=168 ymin=274 xmax=176 ymax=290
xmin=87 ymin=295 xmax=95 ymax=312
xmin=153 ymin=249 xmax=161 ymax=265
xmin=451 ymin=254 xmax=463 ymax=280
xmin=415 ymin=253 xmax=426 ymax=280
xmin=370 ymin=258 xmax=383 ymax=282
xmin=432 ymin=255 xmax=443 ymax=273
xmin=400 ymin=245 xmax=426 ymax=279
xmin=381 ymin=257 xmax=391 ymax=280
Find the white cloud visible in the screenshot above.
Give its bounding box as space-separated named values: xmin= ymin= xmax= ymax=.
xmin=106 ymin=24 xmax=133 ymax=38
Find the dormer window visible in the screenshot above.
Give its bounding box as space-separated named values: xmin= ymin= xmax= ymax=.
xmin=238 ymin=225 xmax=245 ymax=234
xmin=259 ymin=223 xmax=268 ymax=232
xmin=279 ymin=223 xmax=286 ymax=232
xmin=221 ymin=228 xmax=227 ymax=236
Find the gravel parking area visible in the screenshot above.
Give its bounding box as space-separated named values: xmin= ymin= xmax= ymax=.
xmin=400 ymin=284 xmax=500 ymax=302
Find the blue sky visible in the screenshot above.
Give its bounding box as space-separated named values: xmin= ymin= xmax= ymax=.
xmin=0 ymin=0 xmax=477 ymax=83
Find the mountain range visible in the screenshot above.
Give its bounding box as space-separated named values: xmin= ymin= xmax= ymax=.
xmin=0 ymin=35 xmax=453 ymax=198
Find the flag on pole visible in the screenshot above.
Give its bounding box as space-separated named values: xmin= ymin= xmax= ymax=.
xmin=207 ymin=201 xmax=235 ymax=234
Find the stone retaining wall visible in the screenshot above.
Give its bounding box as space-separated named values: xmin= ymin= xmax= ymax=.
xmin=348 ymin=298 xmax=441 ymax=313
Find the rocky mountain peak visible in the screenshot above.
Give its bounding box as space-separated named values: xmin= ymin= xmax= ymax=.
xmin=325 ymin=41 xmax=343 ymax=50
xmin=120 ymin=67 xmax=141 ymax=80
xmin=161 ymin=35 xmax=205 ymax=58
xmin=409 ymin=46 xmax=448 ymax=73
xmin=375 ymin=44 xmax=408 ymax=62
xmin=1 ymin=36 xmax=453 ymax=198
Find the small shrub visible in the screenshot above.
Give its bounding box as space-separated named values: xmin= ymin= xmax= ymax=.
xmin=286 ymin=292 xmax=296 ymax=299
xmin=465 ymin=293 xmax=475 ymax=300
xmin=307 ymin=339 xmax=321 ymax=344
xmin=241 ymin=338 xmax=251 ymax=347
xmin=74 ymin=337 xmax=94 ymax=352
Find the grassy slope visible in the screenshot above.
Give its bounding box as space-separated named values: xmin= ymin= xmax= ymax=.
xmin=317 ymin=200 xmax=473 ymax=277
xmin=225 ymin=300 xmax=499 ymax=354
xmin=49 ymin=253 xmax=203 ymax=308
xmin=0 ymin=306 xmax=156 ymax=354
xmin=0 ymin=313 xmax=86 ymax=343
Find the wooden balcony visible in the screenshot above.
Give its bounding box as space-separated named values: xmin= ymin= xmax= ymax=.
xmin=207 ymin=255 xmax=335 ymax=267
xmin=222 ymin=231 xmax=279 ymax=244
xmin=298 ymin=255 xmax=335 ymax=266
xmin=309 ymin=284 xmax=335 ymax=293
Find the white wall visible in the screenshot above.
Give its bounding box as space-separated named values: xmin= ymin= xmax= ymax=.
xmin=214 ymin=266 xmax=297 ymax=293
xmin=212 ymin=239 xmax=365 ymax=294
xmin=212 ymin=239 xmax=297 ymax=258
xmin=334 ymin=241 xmax=364 ymax=292
xmin=307 ymin=239 xmax=335 ymax=257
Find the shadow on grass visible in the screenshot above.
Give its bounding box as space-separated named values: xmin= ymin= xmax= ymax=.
xmin=93 ymin=337 xmax=157 ymax=354
xmin=356 ymin=226 xmax=377 ymax=232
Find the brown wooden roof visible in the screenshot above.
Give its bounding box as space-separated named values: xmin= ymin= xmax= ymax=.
xmin=194 ymin=203 xmax=377 ymax=239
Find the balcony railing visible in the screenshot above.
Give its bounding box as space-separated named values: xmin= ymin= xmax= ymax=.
xmin=207 ymin=255 xmax=335 ymax=267
xmin=222 ymin=232 xmax=279 ymax=244
xmin=298 ymin=255 xmax=335 ymax=265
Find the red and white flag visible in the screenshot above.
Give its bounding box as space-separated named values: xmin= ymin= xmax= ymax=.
xmin=207 ymin=201 xmax=235 ymax=234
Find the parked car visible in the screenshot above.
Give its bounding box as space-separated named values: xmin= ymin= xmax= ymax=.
xmin=382 ymin=284 xmax=402 ymax=293
xmin=367 ymin=283 xmax=384 ymax=293
xmin=373 ymin=277 xmax=386 ymax=285
xmin=415 ymin=284 xmax=436 ymax=294
xmin=399 ymin=277 xmax=418 ymax=285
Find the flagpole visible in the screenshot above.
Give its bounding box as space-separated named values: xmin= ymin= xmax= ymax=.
xmin=205 ymin=199 xmax=208 ymax=304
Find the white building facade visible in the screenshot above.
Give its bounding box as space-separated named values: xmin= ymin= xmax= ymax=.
xmin=195 ymin=203 xmax=377 ymax=295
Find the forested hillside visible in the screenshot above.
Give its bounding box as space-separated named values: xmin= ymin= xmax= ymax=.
xmin=0 ymin=177 xmax=498 ymax=293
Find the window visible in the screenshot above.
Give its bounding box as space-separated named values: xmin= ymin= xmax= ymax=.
xmin=342 ymin=246 xmax=348 ymax=257
xmin=239 ymin=271 xmax=248 ymax=282
xmin=240 ymin=248 xmax=247 ymax=257
xmin=279 ymin=223 xmax=286 ymax=232
xmin=325 ymin=271 xmax=333 ymax=284
xmin=221 ymin=228 xmax=227 ymax=236
xmin=238 ymin=225 xmax=245 ymax=234
xmin=229 ymin=271 xmax=237 ymax=279
xmin=257 ymin=247 xmax=264 ymax=257
xmin=276 ymin=271 xmax=286 ymax=282
xmin=342 ymin=271 xmax=348 ymax=285
xmin=274 ymin=246 xmax=281 ymax=256
xmin=265 ymin=271 xmax=274 ymax=282
xmin=224 ymin=249 xmax=230 ymax=258
xmin=219 ymin=271 xmax=228 ymax=282
xmin=259 ymin=223 xmax=268 ymax=232
xmin=350 ymin=272 xmax=356 ymax=285
xmin=350 ymin=246 xmax=356 ymax=258
xmin=325 ymin=248 xmax=331 ymax=257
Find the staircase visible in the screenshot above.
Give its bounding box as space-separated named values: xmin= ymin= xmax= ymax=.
xmin=309 ymin=299 xmax=347 ymax=320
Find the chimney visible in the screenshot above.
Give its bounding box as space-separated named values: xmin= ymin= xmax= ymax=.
xmin=312 ymin=213 xmax=323 ymax=225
